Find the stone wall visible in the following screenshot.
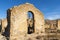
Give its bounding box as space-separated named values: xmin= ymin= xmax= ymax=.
xmin=0 ymin=19 xmax=1 ymax=32
xmin=57 ymin=19 xmax=60 ymax=30
xmin=1 ymin=19 xmax=7 ymax=33
xmin=7 ymin=3 xmax=45 ymax=40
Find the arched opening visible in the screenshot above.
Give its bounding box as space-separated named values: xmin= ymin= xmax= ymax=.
xmin=27 ymin=11 xmax=35 ymax=34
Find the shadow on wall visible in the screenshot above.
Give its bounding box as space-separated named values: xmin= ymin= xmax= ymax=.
xmin=2 ymin=9 xmax=11 ymax=40
xmin=0 ymin=25 xmax=2 ymax=32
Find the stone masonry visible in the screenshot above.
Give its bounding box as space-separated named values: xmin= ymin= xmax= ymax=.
xmin=8 ymin=3 xmax=45 ymax=40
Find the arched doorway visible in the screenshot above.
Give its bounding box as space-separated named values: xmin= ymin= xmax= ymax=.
xmin=27 ymin=11 xmax=35 ymax=34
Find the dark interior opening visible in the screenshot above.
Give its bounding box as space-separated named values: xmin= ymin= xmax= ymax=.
xmin=27 ymin=11 xmax=35 ymax=34
xmin=0 ymin=25 xmax=1 ymax=32
xmin=2 ymin=9 xmax=11 ymax=40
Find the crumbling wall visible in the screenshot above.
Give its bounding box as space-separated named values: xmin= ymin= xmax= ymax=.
xmin=7 ymin=3 xmax=45 ymax=40
xmin=1 ymin=19 xmax=7 ymax=33
xmin=0 ymin=19 xmax=7 ymax=40
xmin=57 ymin=20 xmax=60 ymax=30
xmin=0 ymin=20 xmax=2 ymax=32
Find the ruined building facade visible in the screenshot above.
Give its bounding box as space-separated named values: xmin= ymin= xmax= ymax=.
xmin=0 ymin=3 xmax=60 ymax=40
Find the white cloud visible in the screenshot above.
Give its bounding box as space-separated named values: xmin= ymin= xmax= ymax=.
xmin=45 ymin=12 xmax=60 ymax=20
xmin=46 ymin=15 xmax=60 ymax=20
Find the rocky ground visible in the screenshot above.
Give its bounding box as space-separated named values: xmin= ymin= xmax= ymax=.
xmin=0 ymin=33 xmax=43 ymax=40
xmin=0 ymin=33 xmax=7 ymax=40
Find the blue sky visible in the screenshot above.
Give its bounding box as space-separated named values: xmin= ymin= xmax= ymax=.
xmin=0 ymin=0 xmax=60 ymax=20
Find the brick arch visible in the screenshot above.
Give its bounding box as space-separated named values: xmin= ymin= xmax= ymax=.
xmin=8 ymin=3 xmax=45 ymax=40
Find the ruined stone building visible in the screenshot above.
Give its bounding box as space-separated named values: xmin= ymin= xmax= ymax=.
xmin=0 ymin=3 xmax=60 ymax=40
xmin=45 ymin=19 xmax=60 ymax=40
